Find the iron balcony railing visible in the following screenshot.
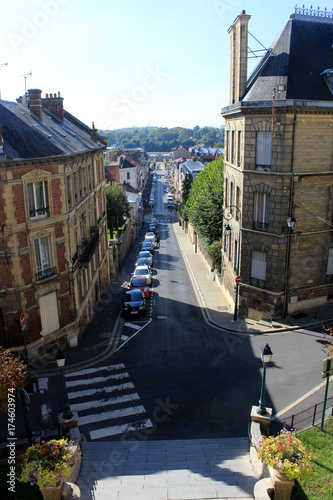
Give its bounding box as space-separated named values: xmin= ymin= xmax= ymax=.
xmin=253 ymin=221 xmax=269 ymax=232
xmin=30 ymin=207 xmax=49 ymax=218
xmin=36 ymin=266 xmax=56 ymax=281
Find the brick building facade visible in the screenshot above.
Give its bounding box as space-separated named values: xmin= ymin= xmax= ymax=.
xmin=221 ymin=9 xmax=333 ymax=320
xmin=0 ymin=89 xmax=109 ymax=355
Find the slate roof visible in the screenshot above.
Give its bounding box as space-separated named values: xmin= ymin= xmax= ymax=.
xmin=0 ymin=99 xmax=105 ymax=161
xmin=243 ymin=14 xmax=333 ymax=102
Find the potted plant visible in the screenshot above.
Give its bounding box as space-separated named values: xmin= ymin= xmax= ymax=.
xmin=257 ymin=430 xmax=311 ymax=499
xmin=19 ymin=438 xmax=77 ymax=500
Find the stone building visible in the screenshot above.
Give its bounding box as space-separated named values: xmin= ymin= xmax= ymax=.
xmin=0 ymin=89 xmax=109 ymax=354
xmin=221 ymin=8 xmax=333 ymax=320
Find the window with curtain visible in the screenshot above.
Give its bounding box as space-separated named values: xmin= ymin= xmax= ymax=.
xmin=237 ymin=131 xmax=242 ymax=166
xmin=253 ymin=192 xmax=269 ymax=231
xmin=34 ymin=236 xmax=55 ymax=280
xmin=251 ymin=251 xmax=266 ymax=288
xmin=27 ymin=181 xmax=49 ymax=218
xmin=256 ymin=132 xmax=272 ymax=170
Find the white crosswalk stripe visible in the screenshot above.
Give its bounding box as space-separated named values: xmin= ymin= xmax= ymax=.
xmin=65 ymin=364 xmax=150 ymax=441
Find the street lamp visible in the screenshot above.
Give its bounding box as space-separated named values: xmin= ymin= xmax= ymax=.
xmin=257 ymin=343 xmax=273 ymax=415
xmin=283 ymin=215 xmax=296 ymax=316
xmin=222 ymin=205 xmax=241 ymax=321
xmin=56 ymin=349 xmax=73 ymax=420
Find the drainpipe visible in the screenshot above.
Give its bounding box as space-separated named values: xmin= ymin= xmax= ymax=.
xmin=283 ymin=113 xmax=297 ymax=316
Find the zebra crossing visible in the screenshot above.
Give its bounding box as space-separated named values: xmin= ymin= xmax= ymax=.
xmin=65 ymin=363 xmax=153 ymax=440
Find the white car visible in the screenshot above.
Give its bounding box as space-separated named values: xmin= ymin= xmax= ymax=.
xmin=137 ymin=251 xmax=153 ymax=266
xmin=145 ymin=232 xmax=156 ymax=245
xmin=133 ymin=265 xmax=152 ymax=285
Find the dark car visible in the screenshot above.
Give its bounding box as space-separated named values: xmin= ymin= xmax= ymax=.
xmin=122 ymin=289 xmax=146 ymax=316
xmin=128 ymin=276 xmax=150 ymax=298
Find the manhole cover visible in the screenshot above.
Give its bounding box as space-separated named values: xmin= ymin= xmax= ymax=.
xmin=157 ymin=315 xmax=168 ymax=320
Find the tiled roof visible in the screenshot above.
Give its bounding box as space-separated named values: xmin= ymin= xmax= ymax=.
xmin=243 ymin=14 xmax=333 ymax=102
xmin=0 ymin=99 xmax=105 ymax=160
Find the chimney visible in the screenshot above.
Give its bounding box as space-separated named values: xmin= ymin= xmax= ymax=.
xmin=28 ymin=88 xmax=43 ymax=121
xmin=41 ymin=91 xmax=64 ymax=121
xmin=228 ymin=10 xmax=251 ymax=104
xmin=90 ymin=121 xmax=98 ymax=141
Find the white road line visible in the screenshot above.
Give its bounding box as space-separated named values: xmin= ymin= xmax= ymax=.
xmin=79 ymin=405 xmax=146 ymax=426
xmin=70 ymin=393 xmax=140 ymax=412
xmin=65 ymin=364 xmax=125 ymax=378
xmin=68 ymin=382 xmax=135 ymax=400
xmin=90 ymin=419 xmax=154 ymax=440
xmin=123 ymin=323 xmax=141 ymax=330
xmin=121 ymin=335 xmax=129 ymax=340
xmin=66 ymin=372 xmax=129 ymax=388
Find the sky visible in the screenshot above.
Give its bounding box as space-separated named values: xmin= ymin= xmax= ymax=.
xmin=0 ymin=0 xmax=300 ymax=130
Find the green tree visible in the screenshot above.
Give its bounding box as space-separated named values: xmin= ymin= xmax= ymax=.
xmin=106 ymin=183 xmax=130 ymax=238
xmin=181 ymin=173 xmax=192 ymax=204
xmin=185 ymin=156 xmax=224 ymax=245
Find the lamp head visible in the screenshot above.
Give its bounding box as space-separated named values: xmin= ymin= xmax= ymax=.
xmin=260 ymin=343 xmax=273 ymax=364
xmin=224 ymin=224 xmax=232 ymax=236
xmin=286 ymin=216 xmax=296 ymax=230
xmin=56 ymin=348 xmax=65 ymax=368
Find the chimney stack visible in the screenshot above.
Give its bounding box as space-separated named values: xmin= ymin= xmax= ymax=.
xmin=28 ymin=88 xmax=43 ymax=121
xmin=228 ymin=10 xmax=251 ymax=104
xmin=90 ymin=122 xmax=98 ymax=141
xmin=41 ymin=91 xmax=64 ymax=121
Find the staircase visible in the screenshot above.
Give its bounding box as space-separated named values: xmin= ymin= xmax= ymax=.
xmin=77 ymin=437 xmax=257 ymax=499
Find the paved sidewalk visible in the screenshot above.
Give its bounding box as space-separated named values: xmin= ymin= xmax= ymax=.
xmin=172 ymin=221 xmax=333 ymax=334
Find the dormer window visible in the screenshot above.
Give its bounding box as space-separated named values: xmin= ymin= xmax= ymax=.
xmin=28 ymin=180 xmax=49 ymax=218
xmin=321 ymin=69 xmax=333 ymax=96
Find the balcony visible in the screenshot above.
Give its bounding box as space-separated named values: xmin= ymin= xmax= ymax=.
xmin=36 ymin=266 xmax=56 ymax=281
xmin=30 ymin=206 xmax=49 ymax=218
xmin=78 ymin=230 xmax=99 ymax=264
xmin=250 ymin=277 xmax=266 ymax=289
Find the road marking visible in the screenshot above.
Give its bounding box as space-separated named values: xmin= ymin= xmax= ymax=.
xmin=66 ymin=372 xmax=129 ymax=388
xmin=65 ymin=364 xmax=125 ymax=378
xmin=68 ymin=382 xmax=135 ymax=400
xmin=124 ymin=322 xmax=141 ymax=330
xmin=90 ymin=419 xmax=153 ymax=440
xmin=70 ymin=393 xmax=140 ymax=412
xmin=121 ymin=335 xmax=129 ymax=340
xmin=79 ymin=405 xmax=146 ymax=426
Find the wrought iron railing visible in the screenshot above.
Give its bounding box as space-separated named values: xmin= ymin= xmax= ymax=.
xmin=253 ymin=221 xmax=269 ymax=232
xmin=36 ymin=266 xmax=56 ymax=281
xmin=250 ymin=277 xmax=266 ymax=289
xmin=294 ymin=5 xmax=333 ymax=18
xmin=30 ymin=207 xmax=49 ymax=218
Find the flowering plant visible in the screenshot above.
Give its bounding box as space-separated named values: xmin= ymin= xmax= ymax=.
xmin=19 ymin=438 xmax=76 ymax=488
xmin=257 ymin=430 xmax=312 ymax=480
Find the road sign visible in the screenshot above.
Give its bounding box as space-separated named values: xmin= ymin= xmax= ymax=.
xmin=235 ymin=276 xmax=242 ymax=283
xmin=20 ymin=313 xmax=26 ymax=328
xmin=322 ymin=356 xmax=333 ymax=378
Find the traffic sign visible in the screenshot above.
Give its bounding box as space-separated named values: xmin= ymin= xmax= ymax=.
xmin=235 ymin=276 xmax=242 ymax=283
xmin=20 ymin=313 xmax=26 ymax=328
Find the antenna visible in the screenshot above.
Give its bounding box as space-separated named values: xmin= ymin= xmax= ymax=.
xmin=18 ymin=71 xmax=32 ymax=94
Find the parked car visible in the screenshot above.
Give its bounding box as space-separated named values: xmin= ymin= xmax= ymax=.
xmin=167 ymin=201 xmax=174 ymax=209
xmin=133 ymin=265 xmax=152 ymax=285
xmin=135 ymin=257 xmax=151 ymax=269
xmin=137 ymin=251 xmax=153 ymax=266
xmin=149 ymin=224 xmax=157 ymax=233
xmin=151 ymin=218 xmax=158 ymax=227
xmin=148 ymin=200 xmax=154 ymax=207
xmin=122 ymin=289 xmax=146 ymax=316
xmin=128 ymin=276 xmax=150 ymax=298
xmin=141 ymin=240 xmax=154 ymax=253
xmin=145 ymin=232 xmax=156 ymax=244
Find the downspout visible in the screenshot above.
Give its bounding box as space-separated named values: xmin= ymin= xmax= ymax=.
xmin=283 ymin=113 xmax=297 ymax=316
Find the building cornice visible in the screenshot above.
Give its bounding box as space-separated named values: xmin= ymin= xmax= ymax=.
xmin=221 ymin=99 xmax=333 ymax=118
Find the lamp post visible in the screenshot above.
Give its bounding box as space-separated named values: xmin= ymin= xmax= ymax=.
xmin=222 ymin=205 xmax=241 ymax=321
xmin=283 ymin=216 xmax=296 ymax=316
xmin=56 ymin=349 xmax=73 ymax=420
xmin=257 ymin=343 xmax=273 ymax=415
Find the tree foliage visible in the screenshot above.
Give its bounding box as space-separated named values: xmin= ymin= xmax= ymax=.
xmin=106 ymin=182 xmax=130 ymax=236
xmin=0 ymin=348 xmax=27 ymax=413
xmin=100 ymin=126 xmax=224 ymax=152
xmin=185 ymin=156 xmax=224 ymax=245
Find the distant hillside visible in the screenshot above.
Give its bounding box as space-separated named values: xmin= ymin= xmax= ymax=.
xmin=100 ymin=126 xmax=224 ymax=152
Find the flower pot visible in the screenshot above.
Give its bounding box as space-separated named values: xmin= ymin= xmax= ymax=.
xmin=39 ymin=476 xmax=63 ymax=500
xmin=269 ymin=467 xmax=295 ymax=500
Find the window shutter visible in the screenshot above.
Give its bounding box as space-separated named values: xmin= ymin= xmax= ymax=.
xmin=251 ymin=251 xmax=267 ymax=280
xmin=256 ymin=132 xmax=272 ymax=167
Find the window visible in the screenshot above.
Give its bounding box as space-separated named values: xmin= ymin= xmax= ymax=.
xmin=66 ymin=176 xmax=72 ymax=208
xmin=251 ymin=251 xmax=266 ymax=288
xmin=234 ymin=239 xmax=238 ymax=272
xmin=39 ymin=291 xmax=60 ymax=335
xmin=236 ymin=186 xmax=241 ymax=221
xmin=253 ymin=192 xmax=269 ymax=231
xmin=34 ymin=236 xmax=55 ymax=280
xmin=231 ymin=131 xmax=235 ymax=164
xmin=127 ymin=172 xmax=130 ymax=180
xmin=225 ymin=179 xmax=228 ymax=206
xmin=28 ymin=181 xmax=49 ymax=218
xmin=226 ymin=131 xmax=229 ymax=162
xmin=256 ymin=132 xmax=272 ymax=170
xmin=327 ymin=248 xmax=333 ymax=283
xmin=237 ymin=131 xmax=242 ymax=166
